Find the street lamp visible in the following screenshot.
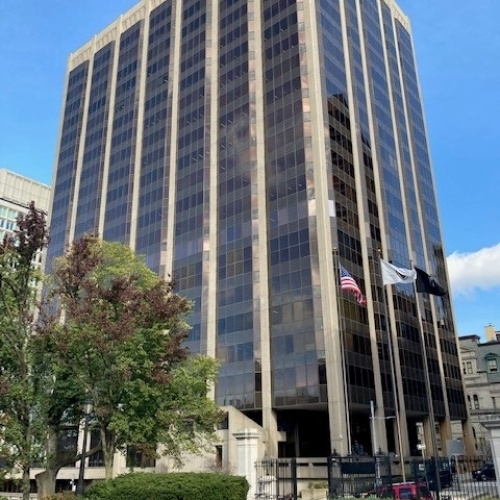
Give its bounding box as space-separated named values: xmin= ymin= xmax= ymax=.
xmin=76 ymin=399 xmax=93 ymax=496
xmin=370 ymin=401 xmax=404 ymax=482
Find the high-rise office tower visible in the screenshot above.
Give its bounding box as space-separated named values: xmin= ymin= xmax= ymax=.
xmin=48 ymin=0 xmax=467 ymax=457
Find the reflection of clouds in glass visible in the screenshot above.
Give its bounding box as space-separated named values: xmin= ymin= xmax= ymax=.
xmin=447 ymin=243 xmax=500 ymax=296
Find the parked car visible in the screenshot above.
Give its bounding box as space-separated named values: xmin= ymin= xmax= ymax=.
xmin=415 ymin=467 xmax=453 ymax=491
xmin=472 ymin=463 xmax=496 ymax=481
xmin=393 ymin=482 xmax=432 ymax=500
xmin=365 ymin=482 xmax=432 ymax=500
xmin=426 ymin=468 xmax=453 ymax=490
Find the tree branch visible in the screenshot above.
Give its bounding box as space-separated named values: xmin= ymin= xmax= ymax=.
xmin=44 ymin=443 xmax=103 ymax=475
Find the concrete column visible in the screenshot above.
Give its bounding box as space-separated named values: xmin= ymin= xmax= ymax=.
xmin=113 ymin=449 xmax=127 ymax=477
xmin=421 ymin=419 xmax=436 ymax=456
xmin=439 ymin=417 xmax=452 ymax=455
xmin=233 ymin=429 xmax=260 ymax=500
xmin=480 ymin=416 xmax=500 ymax=496
xmin=461 ymin=419 xmax=476 ymax=456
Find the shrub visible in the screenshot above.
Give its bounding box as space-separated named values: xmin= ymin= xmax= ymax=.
xmin=84 ymin=472 xmax=249 ymax=500
xmin=46 ymin=493 xmax=77 ymax=500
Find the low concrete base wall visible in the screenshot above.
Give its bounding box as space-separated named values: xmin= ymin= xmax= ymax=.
xmin=300 ymin=488 xmax=329 ymax=500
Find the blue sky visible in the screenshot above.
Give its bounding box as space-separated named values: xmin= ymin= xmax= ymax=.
xmin=1 ymin=0 xmax=499 ymax=337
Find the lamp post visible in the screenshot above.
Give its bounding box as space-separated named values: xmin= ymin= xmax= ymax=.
xmin=76 ymin=399 xmax=93 ymax=496
xmin=370 ymin=401 xmax=401 ymax=485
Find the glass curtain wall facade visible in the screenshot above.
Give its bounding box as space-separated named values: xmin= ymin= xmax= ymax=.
xmin=48 ymin=0 xmax=467 ymax=458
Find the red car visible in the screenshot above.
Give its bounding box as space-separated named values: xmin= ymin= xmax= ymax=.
xmin=368 ymin=482 xmax=432 ymax=500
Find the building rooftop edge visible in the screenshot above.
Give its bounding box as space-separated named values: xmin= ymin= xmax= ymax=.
xmin=383 ymin=0 xmax=410 ymax=29
xmin=0 ymin=169 xmax=51 ymax=190
xmin=69 ymin=0 xmax=146 ymax=69
xmin=68 ymin=0 xmax=410 ymax=70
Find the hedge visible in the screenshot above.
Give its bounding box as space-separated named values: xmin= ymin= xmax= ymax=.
xmin=84 ymin=472 xmax=249 ymax=500
xmin=46 ymin=494 xmax=77 ymax=500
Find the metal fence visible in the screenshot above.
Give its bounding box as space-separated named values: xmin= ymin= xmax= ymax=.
xmin=255 ymin=455 xmax=499 ymax=500
xmin=255 ymin=458 xmax=297 ymax=500
xmin=328 ymin=454 xmax=393 ymax=497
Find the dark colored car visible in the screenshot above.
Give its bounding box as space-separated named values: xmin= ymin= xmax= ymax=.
xmin=435 ymin=469 xmax=453 ymax=489
xmin=418 ymin=468 xmax=453 ymax=490
xmin=472 ymin=463 xmax=496 ymax=481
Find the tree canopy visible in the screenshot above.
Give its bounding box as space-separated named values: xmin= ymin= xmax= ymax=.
xmin=42 ymin=234 xmax=223 ymax=478
xmin=0 ymin=202 xmax=51 ymax=500
xmin=0 ymin=210 xmax=223 ymax=498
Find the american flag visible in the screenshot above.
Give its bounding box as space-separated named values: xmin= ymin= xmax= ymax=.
xmin=339 ymin=264 xmax=366 ymax=306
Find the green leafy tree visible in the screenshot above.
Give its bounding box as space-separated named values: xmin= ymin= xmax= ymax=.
xmin=0 ymin=207 xmax=106 ymax=499
xmin=30 ymin=339 xmax=97 ymax=499
xmin=44 ymin=235 xmax=222 ymax=479
xmin=0 ymin=203 xmax=50 ymax=500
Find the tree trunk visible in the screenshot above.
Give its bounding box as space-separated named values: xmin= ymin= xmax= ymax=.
xmin=35 ymin=425 xmax=103 ymax=500
xmin=21 ymin=466 xmax=31 ymax=500
xmin=36 ymin=469 xmax=57 ymax=500
xmin=101 ymin=428 xmax=116 ymax=480
xmin=35 ymin=425 xmax=59 ymax=499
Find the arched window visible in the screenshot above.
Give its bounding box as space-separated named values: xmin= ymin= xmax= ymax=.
xmin=473 ymin=394 xmax=479 ymax=410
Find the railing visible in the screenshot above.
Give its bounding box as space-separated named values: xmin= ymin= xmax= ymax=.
xmin=255 ymin=458 xmax=297 ymax=500
xmin=255 ymin=455 xmax=499 ymax=500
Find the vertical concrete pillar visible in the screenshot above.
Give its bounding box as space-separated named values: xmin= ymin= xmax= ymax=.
xmin=461 ymin=419 xmax=476 ymax=456
xmin=113 ymin=449 xmax=127 ymax=477
xmin=421 ymin=419 xmax=436 ymax=456
xmin=481 ymin=417 xmax=500 ymax=496
xmin=439 ymin=417 xmax=452 ymax=455
xmin=234 ymin=429 xmax=260 ymax=500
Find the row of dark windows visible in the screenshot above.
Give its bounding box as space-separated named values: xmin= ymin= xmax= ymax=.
xmin=220 ymin=25 xmax=248 ymax=52
xmin=180 ymin=48 xmax=204 ymax=72
xmin=148 ymin=38 xmax=171 ymax=64
xmin=180 ymin=67 xmax=205 ymax=90
xmin=264 ymin=12 xmax=298 ymax=41
xmin=150 ymin=3 xmax=172 ymax=29
xmin=145 ymin=90 xmax=168 ymax=112
xmin=218 ymin=312 xmax=253 ymax=335
xmin=181 ymin=31 xmax=206 ymax=54
xmin=218 ymin=283 xmax=252 ymax=307
xmin=93 ymin=46 xmax=112 ymax=68
xmin=179 ymin=86 xmax=205 ymax=110
xmin=265 ymin=32 xmax=299 ymax=60
xmin=219 ymin=3 xmax=247 ymax=30
xmin=181 ymin=13 xmax=206 ymax=38
xmin=219 ymin=41 xmax=248 ymax=67
xmin=263 ymin=0 xmax=296 ymax=21
xmin=113 ymin=109 xmax=135 ymax=130
xmin=117 ymin=60 xmax=138 ymax=80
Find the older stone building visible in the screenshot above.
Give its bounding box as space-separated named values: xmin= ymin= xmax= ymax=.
xmin=459 ymin=325 xmax=500 ymax=456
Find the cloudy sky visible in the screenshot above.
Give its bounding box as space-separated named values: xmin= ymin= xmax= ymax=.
xmin=398 ymin=0 xmax=500 ymax=336
xmin=1 ymin=0 xmax=499 ymax=337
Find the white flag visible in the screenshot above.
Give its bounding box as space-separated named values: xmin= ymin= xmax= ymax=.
xmin=380 ymin=259 xmax=416 ymax=285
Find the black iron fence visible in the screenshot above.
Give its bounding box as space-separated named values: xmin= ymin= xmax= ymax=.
xmin=255 ymin=458 xmax=297 ymax=499
xmin=328 ymin=454 xmax=393 ymax=497
xmin=255 ymin=455 xmax=499 ymax=499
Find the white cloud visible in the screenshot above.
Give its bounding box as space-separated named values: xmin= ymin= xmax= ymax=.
xmin=447 ymin=243 xmax=500 ymax=296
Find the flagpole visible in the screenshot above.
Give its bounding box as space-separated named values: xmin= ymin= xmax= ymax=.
xmin=332 ymin=248 xmax=352 ymax=455
xmin=377 ymin=250 xmax=406 ymax=481
xmin=413 ymin=278 xmax=442 ymax=499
